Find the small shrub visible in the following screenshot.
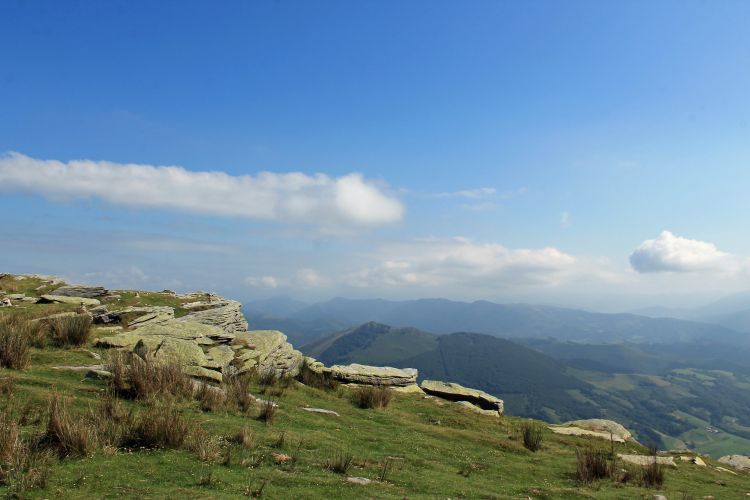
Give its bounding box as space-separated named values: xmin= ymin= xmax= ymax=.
xmin=127 ymin=399 xmax=190 ymax=449
xmin=196 ymin=383 xmax=226 ymax=412
xmin=575 ymin=446 xmax=610 ymax=483
xmin=228 ymin=426 xmax=254 ymax=449
xmin=107 ymin=352 xmax=193 ymax=401
xmin=351 ymin=385 xmax=392 ymax=409
xmin=86 ymin=393 xmax=134 ymax=448
xmin=641 ymin=457 xmax=665 ymax=488
xmin=49 ymin=315 xmax=92 ymax=347
xmin=224 ymin=374 xmax=254 ymax=414
xmin=324 ymin=449 xmax=353 ymax=474
xmin=242 ymin=479 xmax=269 ymax=497
xmin=0 ymin=315 xmax=33 ymax=369
xmin=297 ymin=359 xmax=338 ymax=391
xmin=189 ymin=427 xmax=222 ymax=462
xmin=257 ymin=399 xmax=277 ymax=424
xmin=519 ymin=420 xmax=544 ymax=452
xmin=39 ymin=394 xmax=97 ymax=457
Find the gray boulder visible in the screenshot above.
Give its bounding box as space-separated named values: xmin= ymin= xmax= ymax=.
xmin=232 ymin=330 xmax=303 ymax=377
xmin=179 ymin=300 xmax=247 ymax=335
xmin=51 ymin=285 xmax=109 ymax=298
xmin=719 ymin=455 xmax=750 ymax=471
xmin=327 ymin=363 xmax=417 ymax=387
xmin=420 ymin=380 xmax=504 ymax=413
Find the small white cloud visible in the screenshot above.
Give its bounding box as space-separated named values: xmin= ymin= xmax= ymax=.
xmin=296 ymin=268 xmax=326 ymax=287
xmin=245 ymin=276 xmax=279 ymax=288
xmin=560 ymin=211 xmax=572 ymax=229
xmin=347 ymin=237 xmax=576 ymax=289
xmin=0 ymin=152 xmax=404 ymax=227
xmin=630 ymin=231 xmax=732 ymax=273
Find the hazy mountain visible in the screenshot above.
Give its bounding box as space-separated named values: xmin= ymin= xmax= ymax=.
xmin=244 ymin=296 xmax=309 ymax=317
xmin=287 ymin=297 xmax=745 ymax=345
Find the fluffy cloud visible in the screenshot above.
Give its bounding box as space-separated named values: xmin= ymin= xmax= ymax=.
xmin=630 ymin=231 xmax=732 ymax=273
xmin=347 ymin=237 xmax=577 ymax=289
xmin=0 ymin=152 xmax=403 ymax=226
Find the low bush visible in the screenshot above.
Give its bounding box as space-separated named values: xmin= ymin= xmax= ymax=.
xmin=228 ymin=426 xmax=254 ymax=449
xmin=126 ymin=399 xmax=191 ymax=449
xmin=641 ymin=457 xmax=665 ymax=488
xmin=0 ymin=315 xmax=34 ymax=369
xmin=39 ymin=394 xmax=97 ymax=458
xmin=519 ymin=420 xmax=544 ymax=452
xmin=324 ymin=449 xmax=353 ymax=474
xmin=196 ymin=383 xmax=226 ymax=412
xmin=49 ymin=314 xmax=91 ymax=347
xmin=107 ymin=352 xmax=194 ymax=401
xmin=257 ymin=398 xmax=277 ymax=424
xmin=575 ymin=446 xmax=611 ymax=483
xmin=351 ymin=385 xmax=392 ymax=409
xmin=188 ymin=427 xmax=222 ymax=463
xmin=0 ymin=408 xmax=51 ymax=494
xmin=224 ymin=374 xmax=255 ymax=414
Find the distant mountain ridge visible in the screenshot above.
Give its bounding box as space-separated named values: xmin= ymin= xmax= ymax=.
xmin=280 ymin=297 xmax=746 ymax=345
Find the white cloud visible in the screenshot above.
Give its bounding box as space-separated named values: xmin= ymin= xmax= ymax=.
xmin=245 ymin=276 xmax=279 ymax=288
xmin=0 ymin=152 xmax=404 ymax=226
xmin=347 ymin=237 xmax=577 ymax=289
xmin=630 ymin=231 xmax=733 ymax=273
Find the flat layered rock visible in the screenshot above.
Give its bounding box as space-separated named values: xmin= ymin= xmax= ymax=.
xmin=327 ymin=364 xmax=417 ymax=387
xmin=179 ymin=300 xmax=247 ymax=335
xmin=455 ymin=400 xmax=501 ymax=417
xmin=96 ymin=320 xmax=225 ymax=349
xmin=39 ymin=294 xmax=101 ymax=306
xmin=617 ymin=454 xmax=676 ymax=467
xmin=719 ymin=455 xmax=750 ymax=471
xmin=563 ymin=419 xmax=633 ymax=442
xmin=233 ymin=330 xmax=303 ymax=376
xmin=51 ymin=285 xmax=109 ymax=298
xmin=420 ymin=380 xmax=503 ymax=413
xmin=549 ymin=425 xmax=625 ymax=443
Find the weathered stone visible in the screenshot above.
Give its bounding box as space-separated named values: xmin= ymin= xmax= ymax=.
xmin=303 ymin=357 xmax=326 ymax=374
xmin=346 ymin=477 xmax=371 ymax=485
xmin=715 ymin=466 xmax=738 ymax=475
xmin=719 ymin=455 xmax=750 ymax=471
xmin=420 ymin=380 xmax=503 ymax=413
xmin=302 ymin=407 xmax=340 ymax=416
xmin=392 ymin=383 xmax=424 ymax=394
xmin=32 ymin=312 xmax=77 ymax=322
xmin=123 ymin=306 xmax=175 ymax=328
xmin=455 ymin=400 xmax=501 ymax=417
xmin=206 ymin=345 xmax=235 ymax=369
xmin=153 ymin=337 xmax=209 ymax=366
xmin=327 ymin=364 xmax=417 ymax=387
xmin=179 ymin=300 xmax=247 ymax=335
xmin=51 ymin=285 xmax=109 ymax=298
xmin=549 ymin=425 xmax=626 ymax=443
xmin=39 ymin=294 xmax=101 ymax=306
xmin=680 ymin=455 xmax=706 ymax=467
xmin=617 ymin=454 xmax=676 ymax=467
xmin=183 ymin=365 xmax=223 ymax=383
xmin=563 ymin=419 xmax=633 ymax=442
xmin=233 ymin=330 xmax=303 ymax=376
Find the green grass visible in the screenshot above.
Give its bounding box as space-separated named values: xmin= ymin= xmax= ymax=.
xmin=1 ymin=279 xmax=749 ymax=498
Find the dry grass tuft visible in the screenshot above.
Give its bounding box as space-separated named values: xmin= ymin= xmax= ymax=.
xmin=575 ymin=446 xmax=611 ymax=483
xmin=351 ymin=385 xmax=392 ymax=409
xmin=196 ymin=383 xmax=226 ymax=412
xmin=257 ymin=398 xmax=277 ymax=424
xmin=0 ymin=315 xmax=38 ymax=369
xmin=126 ymin=399 xmax=191 ymax=449
xmin=224 ymin=374 xmax=255 ymax=414
xmin=324 ymin=449 xmax=353 ymax=474
xmin=107 ymin=352 xmax=193 ymax=401
xmin=49 ymin=314 xmax=92 ymax=347
xmin=39 ymin=394 xmax=98 ymax=458
xmin=519 ymin=420 xmax=544 ymax=452
xmin=297 ymin=360 xmax=338 ymax=391
xmin=228 ymin=426 xmax=254 ymax=449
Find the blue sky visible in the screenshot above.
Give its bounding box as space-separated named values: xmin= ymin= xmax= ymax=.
xmin=2 ymin=1 xmax=750 ymax=310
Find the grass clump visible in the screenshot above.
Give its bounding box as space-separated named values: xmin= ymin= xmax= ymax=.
xmin=49 ymin=314 xmax=91 ymax=347
xmin=575 ymin=446 xmax=611 ymax=483
xmin=641 ymin=453 xmax=665 ymax=488
xmin=127 ymin=399 xmax=191 ymax=449
xmin=228 ymin=426 xmax=254 ymax=449
xmin=107 ymin=352 xmax=194 ymax=401
xmin=224 ymin=374 xmax=255 ymax=414
xmin=257 ymin=398 xmax=277 ymax=424
xmin=0 ymin=315 xmax=39 ymax=369
xmin=196 ymin=383 xmax=226 ymax=412
xmin=39 ymin=394 xmax=98 ymax=458
xmin=0 ymin=407 xmax=51 ymax=494
xmin=324 ymin=449 xmax=353 ymax=474
xmin=351 ymin=385 xmax=392 ymax=409
xmin=519 ymin=420 xmax=544 ymax=452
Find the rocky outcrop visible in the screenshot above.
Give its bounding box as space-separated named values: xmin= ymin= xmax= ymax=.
xmin=617 ymin=454 xmax=676 ymax=467
xmin=51 ymin=285 xmax=109 ymax=298
xmin=420 ymin=380 xmax=504 ymax=413
xmin=179 ymin=300 xmax=247 ymax=335
xmin=39 ymin=294 xmax=101 ymax=306
xmin=232 ymin=330 xmax=303 ymax=377
xmin=560 ymin=419 xmax=633 ymax=442
xmin=327 ymin=364 xmax=418 ymax=387
xmin=719 ymin=455 xmax=750 ymax=471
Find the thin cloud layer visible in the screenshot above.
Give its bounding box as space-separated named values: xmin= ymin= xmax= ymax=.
xmin=347 ymin=237 xmax=577 ymax=289
xmin=630 ymin=230 xmax=732 ymax=273
xmin=0 ymin=152 xmax=404 ymax=226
